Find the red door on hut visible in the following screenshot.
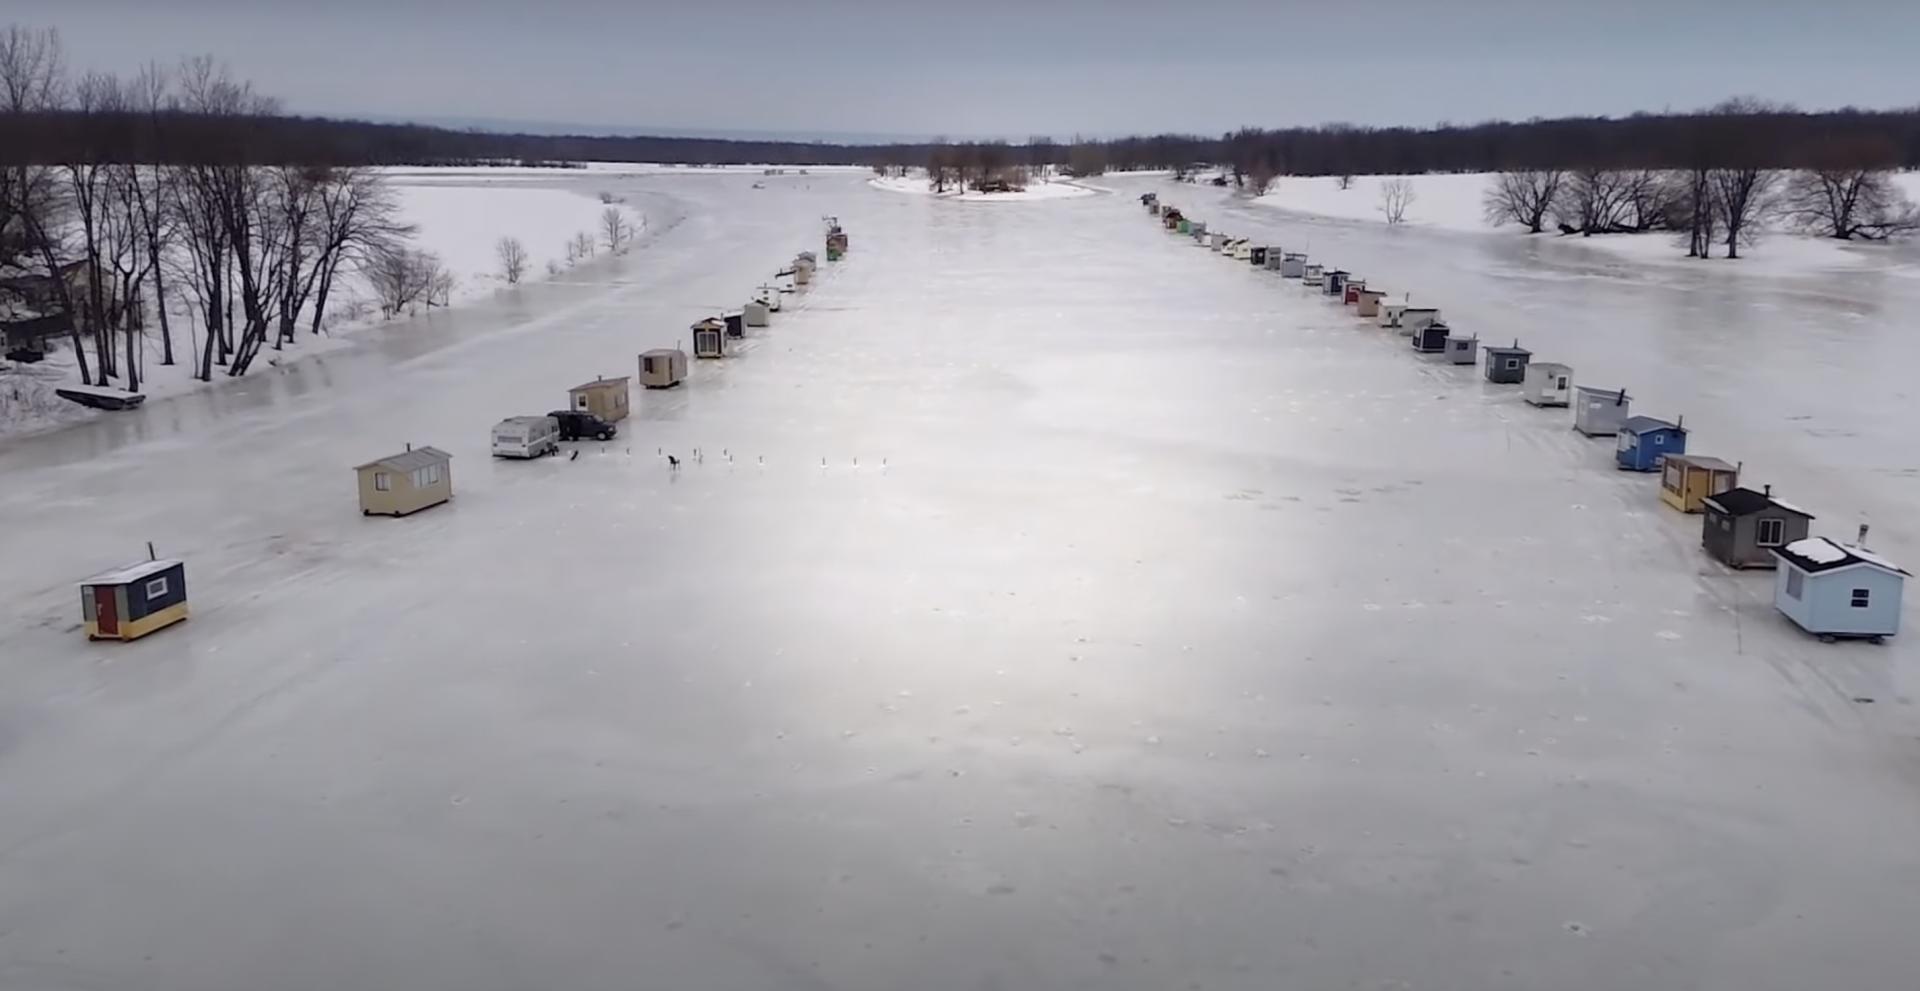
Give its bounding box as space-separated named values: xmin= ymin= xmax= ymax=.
xmin=93 ymin=586 xmax=119 ymax=637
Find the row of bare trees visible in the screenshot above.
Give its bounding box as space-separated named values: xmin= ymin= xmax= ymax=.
xmin=1 ymin=26 xmax=421 ymax=392
xmin=1484 ymin=153 xmax=1916 ymax=258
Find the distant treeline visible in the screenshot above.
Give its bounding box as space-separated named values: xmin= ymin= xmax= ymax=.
xmin=5 ymin=102 xmax=1920 ymax=175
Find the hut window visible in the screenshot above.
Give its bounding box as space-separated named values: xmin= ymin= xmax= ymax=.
xmin=1756 ymin=518 xmax=1784 ymax=546
xmin=1504 ymin=358 xmax=1519 ymax=370
xmin=1663 ymin=463 xmax=1681 ymax=490
xmin=1851 ymin=588 xmax=1871 ymax=608
xmin=373 ymin=471 xmax=392 ymax=492
xmin=412 ymin=463 xmax=443 ymax=488
xmin=1785 ymin=569 xmax=1804 ymax=600
xmin=145 ymin=576 xmax=169 ymax=599
xmin=1556 ymin=376 xmax=1568 ymax=390
xmin=1653 ymin=435 xmax=1665 ymax=445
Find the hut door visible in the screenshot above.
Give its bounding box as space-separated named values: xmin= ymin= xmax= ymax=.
xmin=94 ymin=587 xmax=119 ymax=635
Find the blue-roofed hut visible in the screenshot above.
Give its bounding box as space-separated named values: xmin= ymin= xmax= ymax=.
xmin=1615 ymin=415 xmax=1687 ymax=471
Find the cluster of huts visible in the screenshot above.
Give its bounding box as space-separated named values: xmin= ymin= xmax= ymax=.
xmin=1142 ymin=192 xmax=1907 ymax=644
xmin=76 ymin=221 xmax=856 ymax=642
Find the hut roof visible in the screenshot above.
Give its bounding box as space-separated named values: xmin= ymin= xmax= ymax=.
xmin=642 ymin=348 xmax=684 ymax=359
xmin=1483 ymin=343 xmax=1530 ymax=356
xmin=1703 ymin=487 xmax=1813 ymax=519
xmin=570 ymin=376 xmax=630 ymax=392
xmin=1619 ymin=416 xmax=1678 ymax=435
xmin=355 ymin=446 xmax=452 ymax=473
xmin=81 ymin=559 xmax=181 ymax=586
xmin=1668 ymin=454 xmax=1736 ymax=472
xmin=1774 ymin=538 xmax=1909 ymax=577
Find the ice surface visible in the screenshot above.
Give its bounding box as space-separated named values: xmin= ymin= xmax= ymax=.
xmin=4 ymin=170 xmax=1920 ymax=991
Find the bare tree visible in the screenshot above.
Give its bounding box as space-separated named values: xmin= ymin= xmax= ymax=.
xmin=1782 ymin=140 xmax=1919 ymax=240
xmin=568 ymin=230 xmax=595 ymax=263
xmin=496 ymin=236 xmax=528 ymax=283
xmin=0 ymin=25 xmax=91 ymax=382
xmin=1483 ymin=170 xmax=1564 ymax=233
xmin=1710 ymin=166 xmax=1777 ymax=259
xmin=1554 ymin=168 xmax=1633 ymax=235
xmin=1335 ymin=174 xmax=1354 ymax=190
xmin=306 ymin=166 xmax=411 ymax=335
xmin=1678 ymin=166 xmax=1717 ymax=258
xmin=1378 ymin=177 xmax=1417 ymax=224
xmin=368 ymin=246 xmax=448 ymax=316
xmin=598 ymin=207 xmax=630 ymax=253
xmin=1618 ymin=169 xmax=1674 ymax=232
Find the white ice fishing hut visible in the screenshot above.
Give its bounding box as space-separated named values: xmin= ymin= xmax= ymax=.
xmin=1522 ymin=362 xmax=1573 ymax=406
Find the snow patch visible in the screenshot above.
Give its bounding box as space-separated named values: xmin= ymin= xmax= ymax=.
xmin=868 ymin=172 xmax=1095 ymax=202
xmin=1783 ymin=537 xmax=1848 ymax=564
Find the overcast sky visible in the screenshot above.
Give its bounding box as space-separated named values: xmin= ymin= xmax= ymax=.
xmin=13 ymin=0 xmax=1919 ymax=139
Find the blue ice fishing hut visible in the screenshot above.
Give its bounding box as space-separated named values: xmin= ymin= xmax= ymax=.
xmin=1615 ymin=415 xmax=1687 ymax=472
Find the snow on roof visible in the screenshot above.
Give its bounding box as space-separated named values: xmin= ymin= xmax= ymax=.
xmin=1844 ymin=543 xmax=1909 ymax=575
xmin=1620 ymin=416 xmax=1678 ymax=434
xmin=570 ymin=377 xmax=629 ymax=391
xmin=1773 ymin=537 xmax=1908 ymax=576
xmin=81 ymin=558 xmax=181 ymax=586
xmin=1783 ymin=537 xmax=1848 ymax=564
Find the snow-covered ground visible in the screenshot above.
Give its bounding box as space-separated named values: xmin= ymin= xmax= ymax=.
xmin=870 ymin=171 xmax=1096 ymax=201
xmin=6 ymin=170 xmax=1920 ymax=991
xmin=1250 ymin=171 xmax=1920 ymax=276
xmin=0 ymin=177 xmax=640 ymax=439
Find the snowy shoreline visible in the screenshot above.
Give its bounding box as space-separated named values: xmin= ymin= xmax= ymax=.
xmin=1241 ymin=171 xmax=1920 ymax=276
xmin=1 ymin=178 xmax=641 ymax=441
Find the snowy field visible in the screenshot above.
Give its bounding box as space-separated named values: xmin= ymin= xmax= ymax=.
xmin=4 ymin=170 xmax=1920 ymax=991
xmin=0 ymin=176 xmax=638 ymax=439
xmin=1251 ymin=171 xmax=1920 ymax=275
xmin=870 ymin=171 xmax=1096 ymax=201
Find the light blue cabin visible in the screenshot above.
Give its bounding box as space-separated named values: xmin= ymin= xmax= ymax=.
xmin=1772 ymin=536 xmax=1907 ymax=642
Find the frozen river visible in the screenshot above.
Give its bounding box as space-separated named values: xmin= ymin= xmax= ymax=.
xmin=4 ymin=170 xmax=1919 ymax=991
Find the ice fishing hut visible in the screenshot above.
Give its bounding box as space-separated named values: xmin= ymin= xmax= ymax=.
xmin=691 ymin=317 xmax=728 ymax=359
xmin=826 ymin=231 xmax=849 ymax=261
xmin=1771 ymin=532 xmax=1908 ymax=642
xmin=1279 ymin=253 xmax=1307 ymax=278
xmin=355 ymin=445 xmax=453 ymax=517
xmin=1701 ymin=486 xmax=1813 ymax=569
xmin=1249 ymin=246 xmax=1268 ymax=266
xmin=1615 ymin=415 xmax=1686 ymax=472
xmin=80 ymin=556 xmax=188 ymax=642
xmin=723 ymin=310 xmax=746 ymax=339
xmin=1264 ymin=248 xmax=1286 ymax=271
xmin=568 ymin=376 xmax=631 ymax=423
xmin=1658 ymin=455 xmax=1740 ymax=513
xmin=1302 ymin=263 xmax=1324 ymax=285
xmin=1522 ymin=362 xmax=1573 ymax=406
xmin=1343 ymin=280 xmax=1366 ymax=305
xmin=1141 ymin=192 xmax=1158 ymax=210
xmin=1482 ymin=341 xmax=1531 ymax=384
xmin=1189 ymin=221 xmax=1208 ymax=240
xmin=1324 ymin=270 xmax=1349 ymax=296
xmin=1378 ymin=302 xmax=1407 ymax=328
xmin=1399 ymin=307 xmax=1441 ymax=337
xmin=1574 ymin=387 xmax=1631 ymax=436
xmin=639 ymin=347 xmax=688 ymax=388
xmin=744 ymin=299 xmax=771 ymax=327
xmin=1411 ymin=320 xmax=1452 ymax=353
xmin=1444 ymin=332 xmax=1479 ymax=365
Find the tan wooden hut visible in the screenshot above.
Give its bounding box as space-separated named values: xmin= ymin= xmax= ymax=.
xmin=567 ymin=376 xmax=630 ymax=423
xmin=639 ymin=347 xmax=688 ymax=388
xmin=1355 ymin=289 xmax=1387 ymax=318
xmin=355 ymin=445 xmax=453 ymax=517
